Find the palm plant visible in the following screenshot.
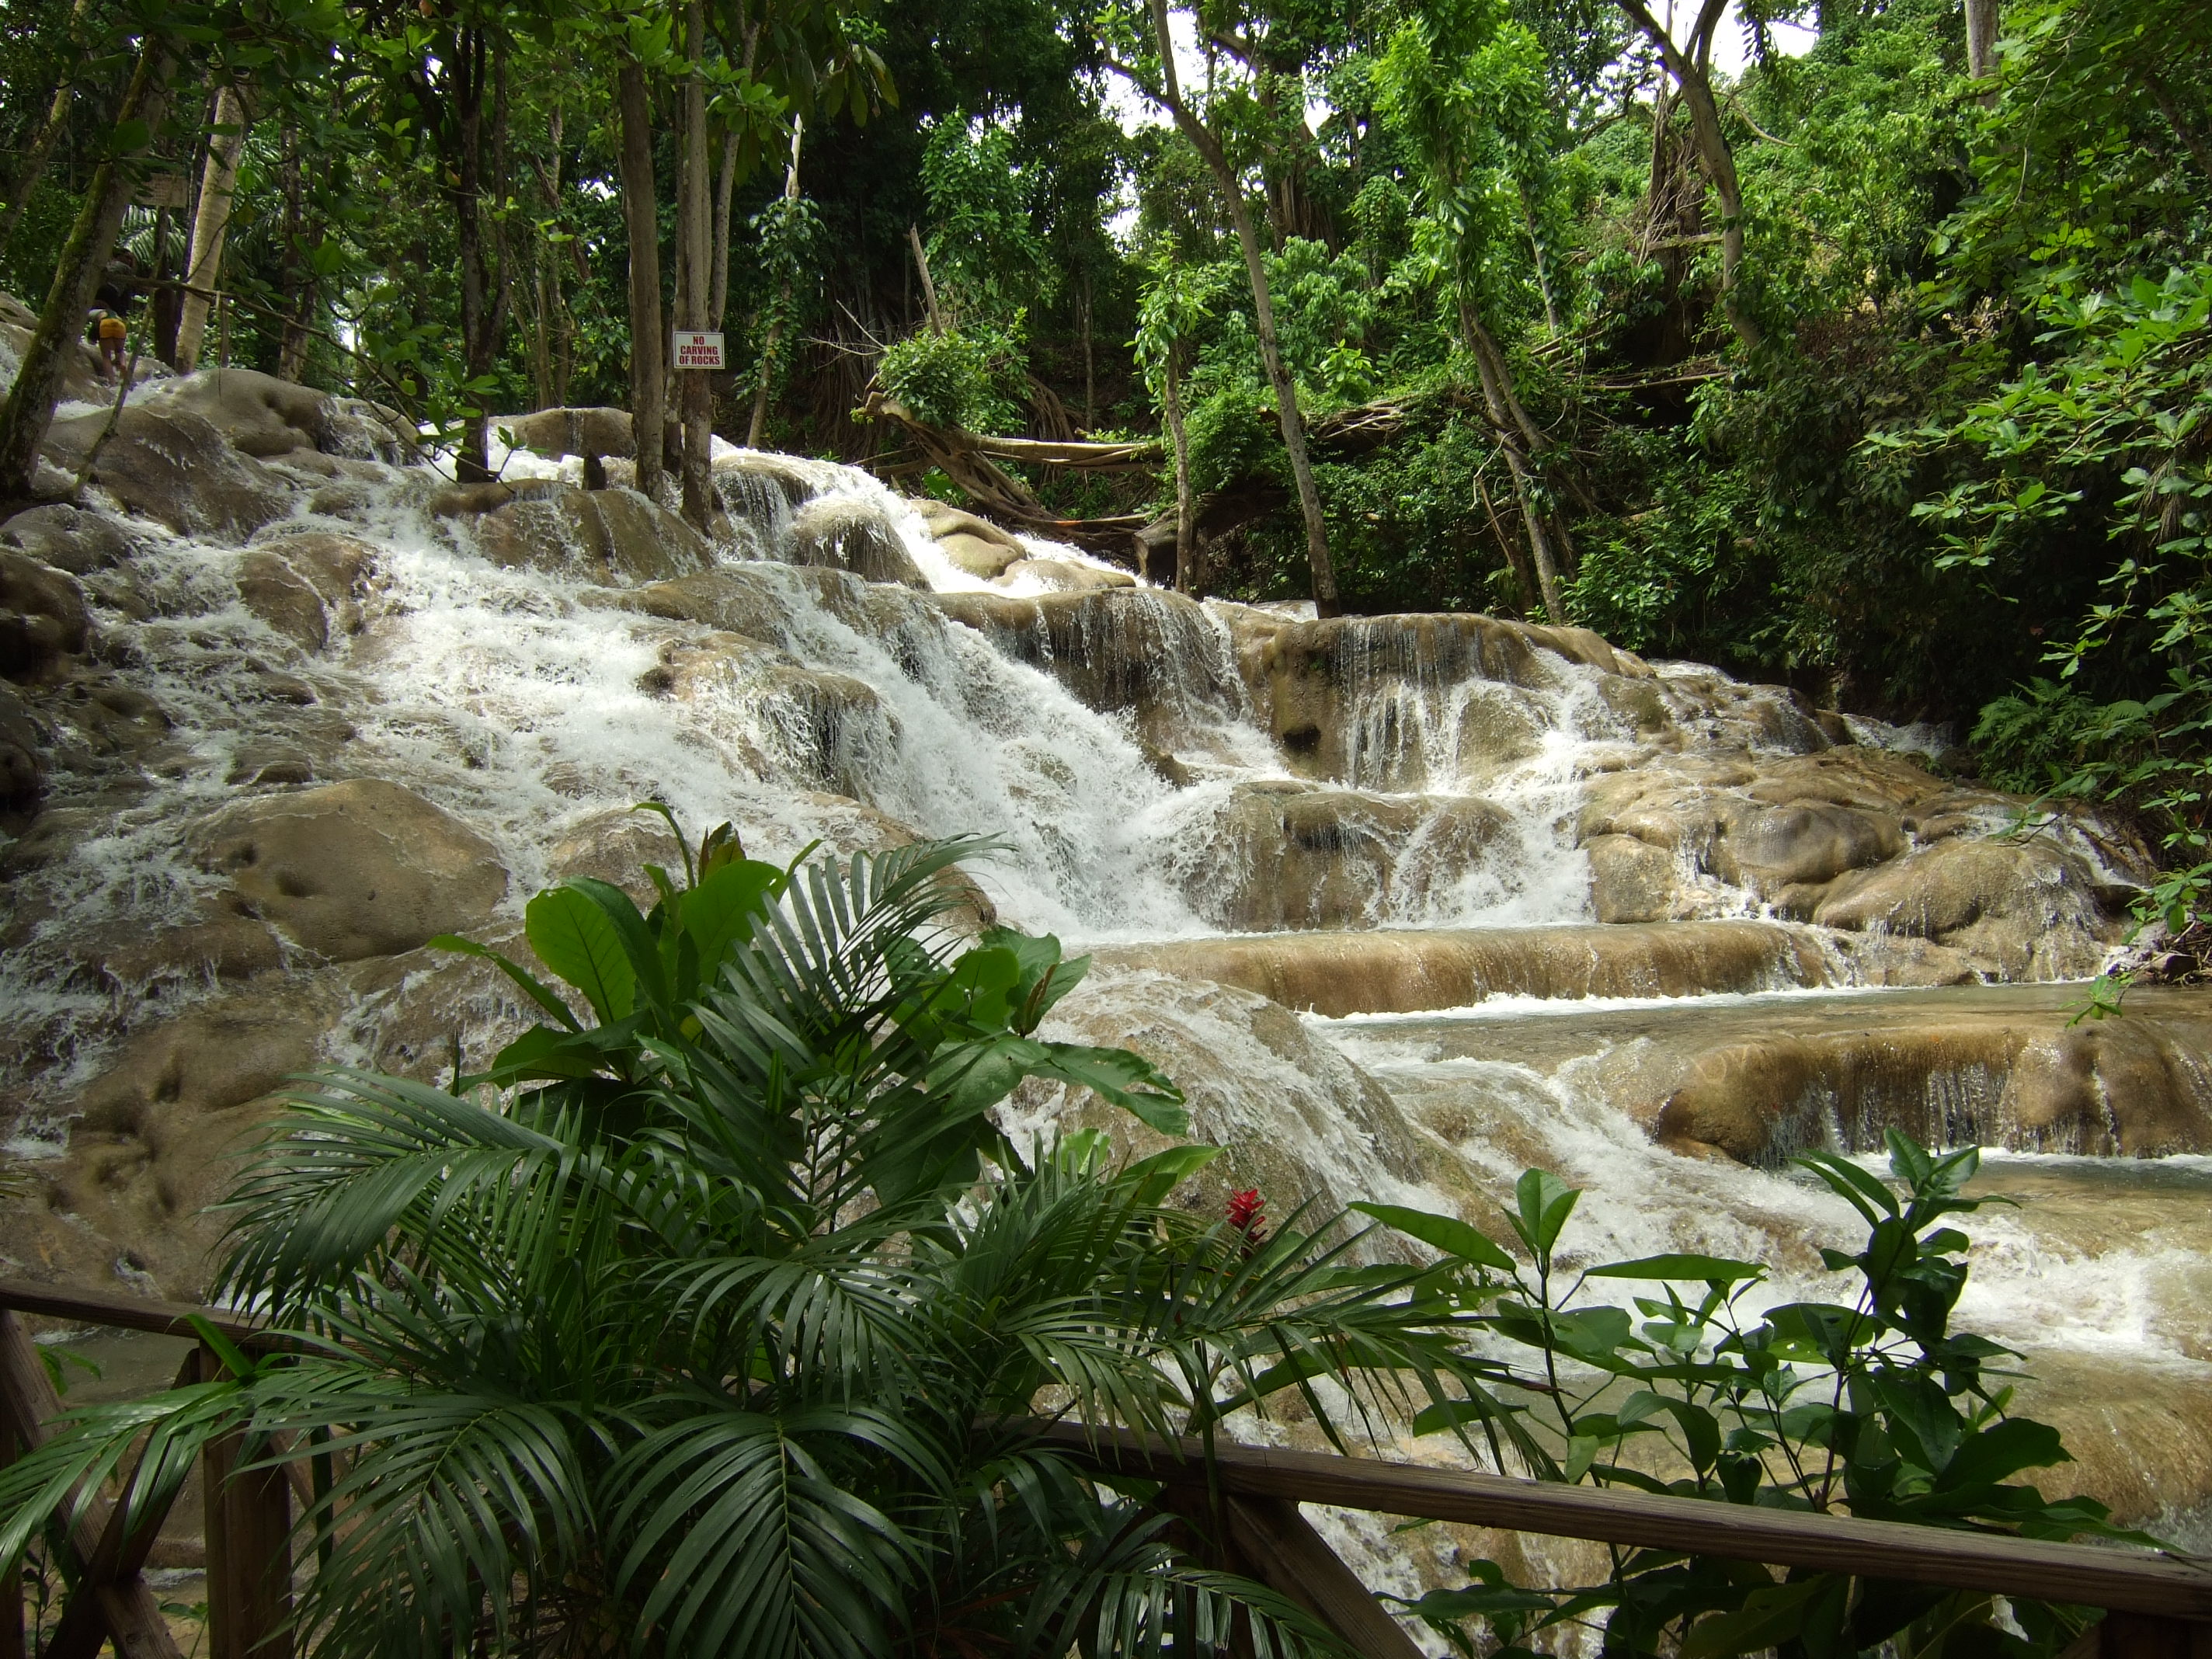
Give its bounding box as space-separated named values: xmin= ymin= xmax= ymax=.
xmin=0 ymin=819 xmax=1488 ymax=1658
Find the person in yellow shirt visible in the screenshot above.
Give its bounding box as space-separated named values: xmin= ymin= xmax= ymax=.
xmin=96 ymin=311 xmax=127 ymax=374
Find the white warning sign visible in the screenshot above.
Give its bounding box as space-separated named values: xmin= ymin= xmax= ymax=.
xmin=673 ymin=329 xmax=725 ymax=370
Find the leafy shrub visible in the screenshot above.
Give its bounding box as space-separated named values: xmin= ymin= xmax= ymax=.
xmin=0 ymin=819 xmax=1486 ymax=1659
xmin=877 ymin=322 xmax=1025 ymax=433
xmin=1358 ymin=1132 xmax=2149 ymax=1659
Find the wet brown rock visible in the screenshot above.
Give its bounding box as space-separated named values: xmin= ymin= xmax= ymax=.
xmin=1018 ymin=968 xmax=1435 ymax=1224
xmin=1193 ymin=781 xmax=1512 ymax=930
xmin=1588 ymin=833 xmax=1683 ymax=924
xmin=18 ymin=983 xmax=342 ymax=1297
xmin=1101 ymin=920 xmax=1833 ymax=1016
xmin=1 ymin=503 xmax=140 ymax=575
xmin=0 ymin=290 xmax=109 ymax=405
xmin=1629 ymin=986 xmax=2212 ymax=1161
xmin=0 ymin=550 xmax=90 ymax=680
xmin=1813 ymin=835 xmax=2114 ymax=979
xmin=1577 ymin=748 xmax=2128 ymax=978
xmin=934 ymin=587 xmax=1243 ymax=749
xmin=45 ymin=403 xmax=294 ymax=540
xmin=500 ymin=406 xmax=634 ymax=462
xmin=937 ymin=531 xmax=1022 ymax=579
xmin=996 ymin=558 xmax=1135 ymax=592
xmin=131 ymin=367 xmax=416 ymax=462
xmin=233 ymin=533 xmax=373 ymax=652
xmin=189 ymin=777 xmax=508 ymax=962
xmin=469 ymin=485 xmax=713 ymax=584
xmin=788 ymin=496 xmax=928 ymax=588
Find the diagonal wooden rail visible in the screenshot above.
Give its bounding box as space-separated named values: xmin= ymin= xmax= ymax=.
xmin=2 ymin=1281 xmax=2208 ymax=1659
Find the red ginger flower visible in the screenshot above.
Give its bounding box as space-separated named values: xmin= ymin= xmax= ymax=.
xmin=1226 ymin=1188 xmax=1266 ymax=1238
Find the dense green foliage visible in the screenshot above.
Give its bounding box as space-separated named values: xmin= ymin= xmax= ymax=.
xmin=2 ymin=0 xmax=2207 ymax=873
xmin=0 ymin=827 xmax=1502 ymax=1657
xmin=1362 ymin=1134 xmax=2148 ymax=1659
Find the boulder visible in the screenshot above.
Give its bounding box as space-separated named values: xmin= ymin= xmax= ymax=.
xmin=468 ymin=485 xmax=713 ymax=584
xmin=233 ymin=532 xmax=374 ymax=652
xmin=188 ymin=777 xmax=508 ymax=962
xmin=135 ymin=368 xmax=416 ymax=462
xmin=1099 ymin=920 xmax=1834 ymax=1015
xmin=911 ymin=498 xmax=1024 ymax=554
xmin=1019 ymin=967 xmax=1436 ymax=1226
xmin=499 ymin=405 xmax=634 ymax=461
xmin=1813 ymin=835 xmax=2115 ymax=979
xmin=0 ymin=503 xmax=139 ymax=574
xmin=933 ymin=586 xmax=1244 ymax=750
xmin=937 ymin=531 xmax=1022 ymax=579
xmin=0 ymin=290 xmax=110 ymax=405
xmin=996 ymin=557 xmax=1134 ymax=592
xmin=0 ymin=551 xmax=89 ymax=680
xmin=44 ymin=402 xmax=294 ymax=540
xmin=787 ymin=496 xmax=928 ymax=588
xmin=1184 ymin=781 xmax=1512 ymax=931
xmin=17 ymin=983 xmax=340 ymax=1297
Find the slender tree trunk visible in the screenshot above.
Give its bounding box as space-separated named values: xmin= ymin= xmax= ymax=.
xmin=274 ymin=117 xmax=316 ymax=382
xmin=1462 ymin=298 xmax=1564 ymax=621
xmin=0 ymin=0 xmax=95 ymax=254
xmin=676 ymin=0 xmax=713 ymax=525
xmin=616 ymin=57 xmax=664 ymax=502
xmin=530 ymin=111 xmax=556 ymax=409
xmin=1185 ymin=134 xmax=1337 ymax=614
xmin=710 ymin=130 xmax=740 ymax=329
xmin=450 ymin=26 xmax=496 ymax=481
xmin=175 ymin=83 xmax=248 ymax=375
xmin=1615 ymin=0 xmax=1762 ymax=353
xmin=1080 ymin=270 xmax=1095 ymax=430
xmin=0 ymin=42 xmax=172 ymax=499
xmin=1143 ymin=0 xmax=1337 ymax=615
xmin=1963 ymin=0 xmax=1998 ymax=85
xmin=1164 ymin=339 xmax=1195 ymax=593
xmin=906 ymin=221 xmax=943 ymax=330
xmin=746 ymin=120 xmax=804 ymax=450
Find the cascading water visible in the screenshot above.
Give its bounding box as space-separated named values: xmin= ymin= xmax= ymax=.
xmin=3 ymin=384 xmax=2209 ymax=1571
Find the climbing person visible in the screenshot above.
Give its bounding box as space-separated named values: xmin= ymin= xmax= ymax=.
xmin=96 ymin=311 xmax=127 ymax=374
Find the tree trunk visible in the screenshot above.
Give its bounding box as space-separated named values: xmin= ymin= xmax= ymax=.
xmin=0 ymin=0 xmax=96 ymax=255
xmin=1146 ymin=0 xmax=1337 ymax=615
xmin=710 ymin=129 xmax=740 ymax=330
xmin=0 ymin=41 xmax=171 ymax=500
xmin=617 ymin=57 xmax=664 ymax=503
xmin=175 ymin=83 xmax=249 ymax=376
xmin=1615 ymin=0 xmax=1762 ymax=353
xmin=275 ymin=117 xmax=315 ymax=382
xmin=746 ymin=120 xmax=804 ymax=450
xmin=1080 ymin=270 xmax=1095 ymax=430
xmin=1462 ymin=299 xmax=1565 ymax=621
xmin=450 ymin=26 xmax=496 ymax=482
xmin=1964 ymin=0 xmax=1998 ymax=85
xmin=676 ymin=0 xmax=713 ymax=526
xmin=906 ymin=221 xmax=943 ymax=329
xmin=1164 ymin=339 xmax=1195 ymax=593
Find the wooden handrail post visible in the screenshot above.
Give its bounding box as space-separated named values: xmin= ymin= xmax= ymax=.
xmin=202 ymin=1348 xmax=291 ymax=1659
xmin=2099 ymin=1612 xmax=2212 ymax=1659
xmin=0 ymin=1311 xmax=183 ymax=1659
xmin=1 ymin=1420 xmax=19 ymax=1659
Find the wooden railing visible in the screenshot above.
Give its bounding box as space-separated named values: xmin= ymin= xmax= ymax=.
xmin=2 ymin=1281 xmax=2208 ymax=1659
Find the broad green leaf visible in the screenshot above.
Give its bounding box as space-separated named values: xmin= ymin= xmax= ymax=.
xmin=1348 ymin=1202 xmax=1516 ymax=1271
xmin=526 ymin=886 xmax=638 ymax=1023
xmin=1589 ymin=1253 xmax=1766 ymax=1284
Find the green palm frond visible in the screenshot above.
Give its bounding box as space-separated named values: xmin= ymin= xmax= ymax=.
xmin=609 ymin=1405 xmax=933 ymax=1659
